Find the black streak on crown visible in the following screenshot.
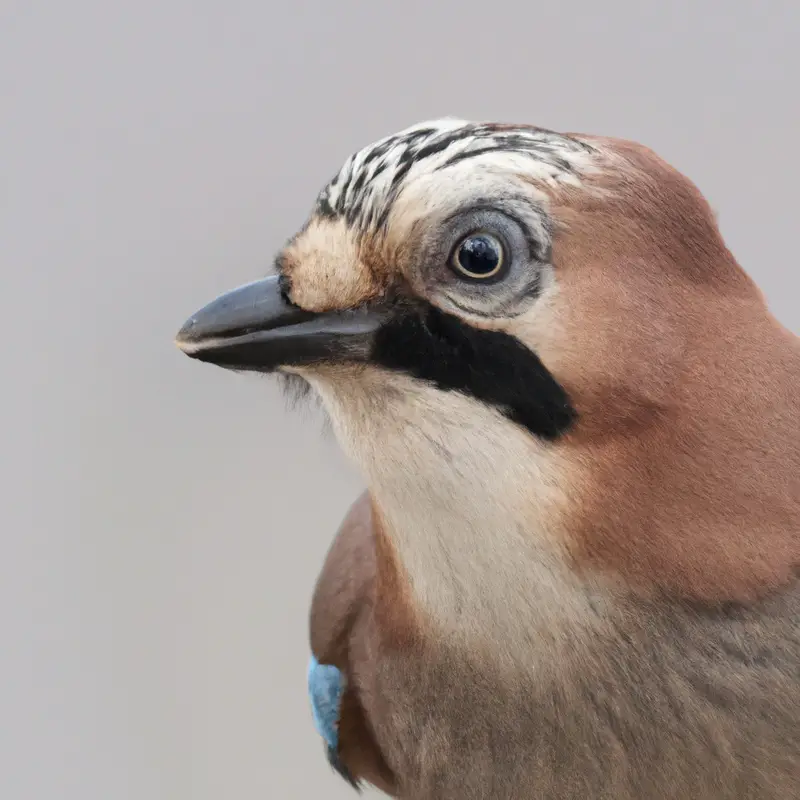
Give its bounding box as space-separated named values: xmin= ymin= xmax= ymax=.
xmin=319 ymin=122 xmax=595 ymax=233
xmin=372 ymin=302 xmax=577 ymax=440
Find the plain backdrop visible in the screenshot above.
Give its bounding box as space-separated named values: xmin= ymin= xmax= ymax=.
xmin=2 ymin=1 xmax=798 ymax=798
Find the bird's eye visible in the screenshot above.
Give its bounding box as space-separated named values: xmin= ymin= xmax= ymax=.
xmin=450 ymin=233 xmax=506 ymax=280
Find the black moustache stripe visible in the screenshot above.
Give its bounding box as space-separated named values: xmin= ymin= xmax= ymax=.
xmin=371 ymin=303 xmax=577 ymax=440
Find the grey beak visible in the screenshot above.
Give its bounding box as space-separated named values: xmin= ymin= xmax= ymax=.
xmin=175 ymin=275 xmax=387 ymax=372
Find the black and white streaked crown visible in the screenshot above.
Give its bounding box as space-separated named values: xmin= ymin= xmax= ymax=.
xmin=316 ymin=118 xmax=597 ymax=232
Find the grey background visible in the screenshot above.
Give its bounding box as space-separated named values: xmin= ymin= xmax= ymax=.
xmin=3 ymin=1 xmax=797 ymax=798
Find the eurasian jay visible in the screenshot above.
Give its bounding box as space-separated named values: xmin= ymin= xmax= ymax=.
xmin=176 ymin=119 xmax=800 ymax=799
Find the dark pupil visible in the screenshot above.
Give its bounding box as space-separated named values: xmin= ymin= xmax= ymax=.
xmin=458 ymin=235 xmax=500 ymax=276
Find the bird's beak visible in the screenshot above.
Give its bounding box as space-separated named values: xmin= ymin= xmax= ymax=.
xmin=174 ymin=275 xmax=388 ymax=372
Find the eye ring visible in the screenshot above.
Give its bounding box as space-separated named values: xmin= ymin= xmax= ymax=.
xmin=449 ymin=232 xmax=506 ymax=280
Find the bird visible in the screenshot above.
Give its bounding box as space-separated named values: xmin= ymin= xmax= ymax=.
xmin=175 ymin=118 xmax=800 ymax=799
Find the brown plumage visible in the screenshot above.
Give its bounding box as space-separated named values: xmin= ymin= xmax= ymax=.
xmin=176 ymin=119 xmax=800 ymax=798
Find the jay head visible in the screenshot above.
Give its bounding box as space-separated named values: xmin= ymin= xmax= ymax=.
xmin=176 ymin=117 xmax=798 ymax=615
xmin=175 ymin=120 xmax=799 ymax=795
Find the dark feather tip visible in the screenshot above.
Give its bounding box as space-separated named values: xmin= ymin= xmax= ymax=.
xmin=326 ymin=744 xmax=362 ymax=792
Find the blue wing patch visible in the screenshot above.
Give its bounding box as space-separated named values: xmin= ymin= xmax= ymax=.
xmin=308 ymin=654 xmax=345 ymax=750
xmin=308 ymin=655 xmax=360 ymax=790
